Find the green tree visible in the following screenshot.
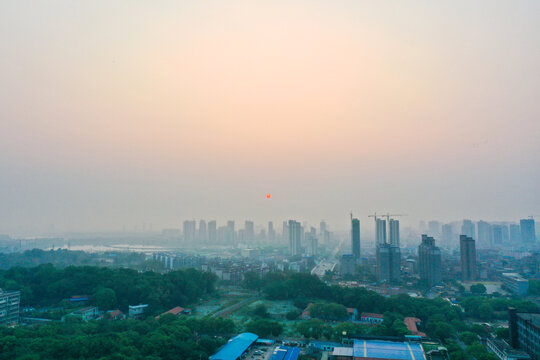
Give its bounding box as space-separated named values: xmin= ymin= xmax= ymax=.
xmin=94 ymin=287 xmax=117 ymax=310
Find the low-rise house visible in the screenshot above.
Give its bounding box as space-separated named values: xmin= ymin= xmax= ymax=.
xmin=107 ymin=309 xmax=125 ymax=320
xmin=155 ymin=306 xmax=191 ymax=319
xmin=360 ymin=312 xmax=384 ymax=324
xmin=347 ymin=308 xmax=358 ymax=321
xmin=62 ymin=307 xmax=99 ymax=322
xmin=129 ymin=304 xmax=148 ymax=319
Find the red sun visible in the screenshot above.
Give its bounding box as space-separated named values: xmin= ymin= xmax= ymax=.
xmin=266 ymin=194 xmax=271 ymax=199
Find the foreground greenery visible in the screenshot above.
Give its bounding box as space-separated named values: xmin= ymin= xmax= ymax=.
xmin=0 ymin=315 xmax=234 ymax=360
xmin=0 ymin=264 xmax=217 ymax=315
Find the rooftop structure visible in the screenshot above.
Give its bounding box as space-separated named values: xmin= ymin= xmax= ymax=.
xmin=502 ymin=273 xmax=529 ymax=296
xmin=210 ymin=332 xmax=259 ymax=360
xmin=404 ymin=317 xmax=427 ymax=338
xmin=155 ymin=306 xmax=191 ymax=319
xmin=270 ymin=346 xmax=300 ymax=360
xmin=352 ymin=339 xmax=424 ymax=360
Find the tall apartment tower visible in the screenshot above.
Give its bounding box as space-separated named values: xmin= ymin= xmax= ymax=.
xmin=199 ymin=220 xmax=208 ymax=243
xmin=376 ymin=244 xmax=401 ymax=282
xmin=418 ymin=235 xmax=442 ymax=287
xmin=477 ymin=220 xmax=491 ymax=248
xmin=183 ymin=220 xmax=197 ymax=244
xmin=268 ymin=221 xmax=275 ymax=242
xmin=510 ymin=224 xmax=521 ymax=244
xmin=461 ymin=220 xmax=475 ymax=239
xmin=389 ymin=219 xmax=400 ymax=246
xmin=520 ymin=219 xmax=536 ymax=244
xmin=441 ymin=224 xmax=453 ymax=248
xmin=460 ymin=235 xmax=477 ymax=281
xmin=376 ymin=219 xmax=387 ymax=245
xmin=226 ymin=221 xmax=235 ymax=244
xmin=208 ymin=221 xmax=217 ymax=243
xmin=244 ymin=221 xmax=255 ymax=243
xmin=288 ymin=220 xmax=302 ymax=256
xmin=351 ymin=217 xmax=361 ymax=260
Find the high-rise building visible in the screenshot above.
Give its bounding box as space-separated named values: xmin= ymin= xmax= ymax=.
xmin=477 ymin=220 xmax=491 ymax=248
xmin=307 ymin=227 xmax=318 ymax=256
xmin=418 ymin=235 xmax=442 ymax=287
xmin=268 ymin=221 xmax=275 ymax=242
xmin=244 ymin=221 xmax=255 ymax=243
xmin=199 ymin=220 xmax=208 ymax=243
xmin=428 ymin=221 xmax=441 ymax=238
xmin=389 ymin=219 xmax=400 ymax=247
xmin=376 ymin=219 xmax=387 ymax=245
xmin=288 ymin=220 xmax=302 ymax=256
xmin=461 ymin=220 xmax=475 ymax=239
xmin=183 ymin=220 xmax=196 ymax=244
xmin=460 ymin=235 xmax=477 ymax=281
xmin=376 ymin=244 xmax=401 ymax=282
xmin=283 ymin=221 xmax=290 ymax=244
xmin=521 ymin=219 xmax=536 ymax=244
xmin=341 ymin=254 xmax=356 ymax=276
xmin=226 ymin=221 xmax=235 ymax=244
xmin=320 ymin=221 xmax=329 ymax=243
xmin=442 ymin=224 xmax=453 ymax=248
xmin=351 ymin=217 xmax=361 ymax=260
xmin=0 ymin=290 xmax=20 ymax=325
xmin=510 ymin=224 xmax=521 ymax=244
xmin=208 ymin=221 xmax=217 ymax=243
xmin=491 ymin=225 xmax=504 ymax=245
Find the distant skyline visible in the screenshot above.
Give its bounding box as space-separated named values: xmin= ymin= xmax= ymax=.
xmin=1 ymin=1 xmax=539 ymax=234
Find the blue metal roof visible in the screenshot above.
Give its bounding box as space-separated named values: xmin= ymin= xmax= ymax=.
xmin=270 ymin=347 xmax=300 ymax=360
xmin=353 ymin=340 xmax=425 ymax=360
xmin=210 ymin=333 xmax=259 ymax=360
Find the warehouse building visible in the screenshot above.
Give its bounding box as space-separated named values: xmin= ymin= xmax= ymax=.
xmin=210 ymin=332 xmax=259 ymax=360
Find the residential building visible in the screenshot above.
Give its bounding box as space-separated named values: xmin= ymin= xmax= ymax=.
xmin=418 ymin=235 xmax=442 ymax=287
xmin=0 ymin=289 xmax=20 ymax=325
xmin=289 ymin=220 xmax=302 ymax=256
xmin=199 ymin=220 xmax=207 ymax=243
xmin=183 ymin=220 xmax=196 ymax=244
xmin=487 ymin=337 xmax=530 ymax=360
xmin=376 ymin=243 xmax=401 ymax=283
xmin=129 ymin=304 xmax=148 ymax=319
xmin=509 ymin=309 xmax=540 ymax=360
xmin=376 ymin=219 xmax=387 ymax=245
xmin=521 ymin=219 xmax=536 ymax=244
xmin=352 ymin=217 xmax=361 ymax=260
xmin=510 ymin=224 xmax=521 ymax=244
xmin=477 ymin=221 xmax=491 ymax=248
xmin=360 ymin=312 xmax=384 ymax=324
xmin=460 ymin=235 xmax=477 ymax=281
xmin=62 ymin=307 xmax=98 ymax=322
xmin=462 ymin=220 xmax=475 ymax=239
xmin=341 ymin=254 xmax=356 ymax=276
xmin=208 ymin=220 xmax=217 ymax=243
xmin=389 ymin=219 xmax=400 ymax=247
xmin=502 ymin=273 xmax=529 ymax=296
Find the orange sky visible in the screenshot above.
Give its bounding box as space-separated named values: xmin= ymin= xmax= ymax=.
xmin=0 ymin=1 xmax=539 ymax=233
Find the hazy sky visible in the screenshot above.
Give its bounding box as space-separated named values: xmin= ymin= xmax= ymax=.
xmin=1 ymin=1 xmax=539 ymax=234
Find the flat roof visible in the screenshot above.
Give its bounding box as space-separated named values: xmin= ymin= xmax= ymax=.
xmin=332 ymin=347 xmax=354 ymax=356
xmin=210 ymin=333 xmax=259 ymax=360
xmin=270 ymin=347 xmax=300 ymax=360
xmin=353 ymin=340 xmax=425 ymax=360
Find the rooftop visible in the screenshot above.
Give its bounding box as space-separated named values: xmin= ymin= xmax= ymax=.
xmin=517 ymin=313 xmax=540 ymax=329
xmin=353 ymin=340 xmax=425 ymax=360
xmin=210 ymin=332 xmax=259 ymax=360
